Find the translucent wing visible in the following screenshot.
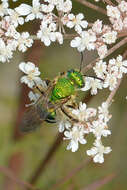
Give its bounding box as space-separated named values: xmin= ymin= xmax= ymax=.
xmin=20 ymin=104 xmax=50 ymax=133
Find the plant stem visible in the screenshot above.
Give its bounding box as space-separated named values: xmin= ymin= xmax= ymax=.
xmin=82 ymin=37 xmax=127 ymax=73
xmin=29 ymin=132 xmax=64 ymax=185
xmin=115 ymin=0 xmax=121 ymax=4
xmin=106 ymin=78 xmax=122 ymax=106
xmin=0 ymin=166 xmax=39 ymax=190
xmin=80 ymin=173 xmax=116 ymax=190
xmin=51 ymin=158 xmax=91 ymax=190
xmin=118 ymin=32 xmax=127 ymax=38
xmin=104 ymin=0 xmax=115 ymax=6
xmin=75 ymin=0 xmax=107 ymax=15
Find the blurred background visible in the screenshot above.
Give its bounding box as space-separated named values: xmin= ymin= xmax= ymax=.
xmin=0 ymin=0 xmax=127 ymax=190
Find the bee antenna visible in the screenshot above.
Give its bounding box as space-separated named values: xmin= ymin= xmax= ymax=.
xmin=79 ymin=52 xmax=84 ymax=72
xmin=83 ymin=74 xmax=104 ymax=82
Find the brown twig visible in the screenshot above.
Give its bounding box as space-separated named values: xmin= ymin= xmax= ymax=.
xmin=106 ymin=78 xmax=122 ymax=105
xmin=0 ymin=165 xmax=39 ymax=190
xmin=82 ymin=37 xmax=127 ymax=73
xmin=29 ymin=132 xmax=64 ymax=185
xmin=3 ymin=152 xmax=25 ymax=190
xmin=51 ymin=158 xmax=91 ymax=190
xmin=103 ymin=0 xmax=115 ymax=6
xmin=75 ymin=0 xmax=107 ymax=15
xmin=80 ymin=173 xmax=116 ymax=190
xmin=118 ymin=32 xmax=127 ymax=38
xmin=115 ymin=0 xmax=121 ymax=4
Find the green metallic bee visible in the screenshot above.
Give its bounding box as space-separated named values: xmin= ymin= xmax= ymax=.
xmin=20 ymin=68 xmax=85 ymax=132
xmin=20 ymin=54 xmax=102 ymax=132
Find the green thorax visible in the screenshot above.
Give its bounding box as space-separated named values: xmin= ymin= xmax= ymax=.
xmin=50 ymin=77 xmax=75 ymax=102
xmin=67 ymin=69 xmax=84 ymax=88
xmin=50 ymin=70 xmax=84 ymax=102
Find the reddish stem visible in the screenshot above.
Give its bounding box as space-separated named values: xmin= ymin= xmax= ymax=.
xmin=80 ymin=173 xmax=116 ymax=190
xmin=29 ymin=132 xmax=64 ymax=185
xmin=51 ymin=158 xmax=91 ymax=190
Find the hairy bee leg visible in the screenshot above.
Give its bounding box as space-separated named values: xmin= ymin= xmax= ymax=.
xmin=61 ymin=105 xmax=78 ymax=122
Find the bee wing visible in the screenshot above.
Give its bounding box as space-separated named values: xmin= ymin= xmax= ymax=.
xmin=20 ymin=105 xmax=50 ymax=133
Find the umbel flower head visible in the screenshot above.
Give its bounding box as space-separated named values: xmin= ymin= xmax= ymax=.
xmin=87 ymin=140 xmax=112 ymax=164
xmin=19 ymin=62 xmax=42 ymax=88
xmin=2 ymin=0 xmax=127 ymax=164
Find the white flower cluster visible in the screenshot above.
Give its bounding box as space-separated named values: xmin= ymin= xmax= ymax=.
xmin=81 ymin=55 xmax=127 ymax=94
xmin=15 ymin=0 xmax=88 ymax=46
xmin=107 ymin=1 xmax=127 ymax=31
xmin=71 ymin=19 xmax=117 ymax=59
xmin=61 ymin=102 xmax=112 ymax=163
xmin=4 ymin=0 xmax=127 ymax=165
xmin=0 ymin=1 xmax=33 ymax=63
xmin=19 ymin=61 xmax=112 ymax=163
xmin=0 ymin=0 xmax=125 ymax=64
xmin=19 ymin=61 xmax=48 ymax=105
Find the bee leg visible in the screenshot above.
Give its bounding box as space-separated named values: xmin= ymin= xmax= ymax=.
xmin=60 ymin=71 xmax=65 ymax=76
xmin=45 ymin=119 xmax=57 ymax=123
xmin=61 ymin=105 xmax=78 ymax=122
xmin=45 ymin=79 xmax=51 ymax=86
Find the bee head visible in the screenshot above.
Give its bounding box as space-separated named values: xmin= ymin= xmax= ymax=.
xmin=67 ymin=69 xmax=84 ymax=88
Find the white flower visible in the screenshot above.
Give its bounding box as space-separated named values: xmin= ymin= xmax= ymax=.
xmin=64 ymin=125 xmax=87 ymax=152
xmin=98 ymin=102 xmax=112 ymax=123
xmin=111 ymin=18 xmax=123 ymax=31
xmin=70 ymin=31 xmax=96 ymax=52
xmin=107 ymin=5 xmax=120 ymax=19
xmin=19 ymin=62 xmax=42 ymax=88
xmin=15 ymin=0 xmax=43 ymax=22
xmin=87 ymin=140 xmax=112 ymax=163
xmin=92 ymin=20 xmax=102 ymax=34
xmin=0 ymin=39 xmax=13 ymax=63
xmin=55 ymin=32 xmax=63 ymax=44
xmin=91 ymin=119 xmax=111 ymax=140
xmin=97 ymin=44 xmax=107 ymax=59
xmin=66 ymin=13 xmax=88 ymax=33
xmin=7 ymin=9 xmax=24 ymax=27
xmin=118 ymin=1 xmax=127 ymax=12
xmin=17 ymin=32 xmax=33 ymax=52
xmin=93 ymin=60 xmax=107 ymax=79
xmin=108 ymin=55 xmax=127 ymax=79
xmin=0 ymin=1 xmax=8 ymax=17
xmin=56 ymin=0 xmax=72 ymax=13
xmin=72 ymin=102 xmax=96 ymax=122
xmin=42 ymin=13 xmax=53 ymax=24
xmin=81 ymin=77 xmax=103 ymax=95
xmin=41 ymin=3 xmax=54 ymax=13
xmin=103 ymin=73 xmax=117 ymax=91
xmin=37 ymin=22 xmax=56 ymax=46
xmin=103 ymin=31 xmax=117 ymax=44
xmin=5 ymin=24 xmax=20 ymax=39
xmin=58 ymin=120 xmax=71 ymax=133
